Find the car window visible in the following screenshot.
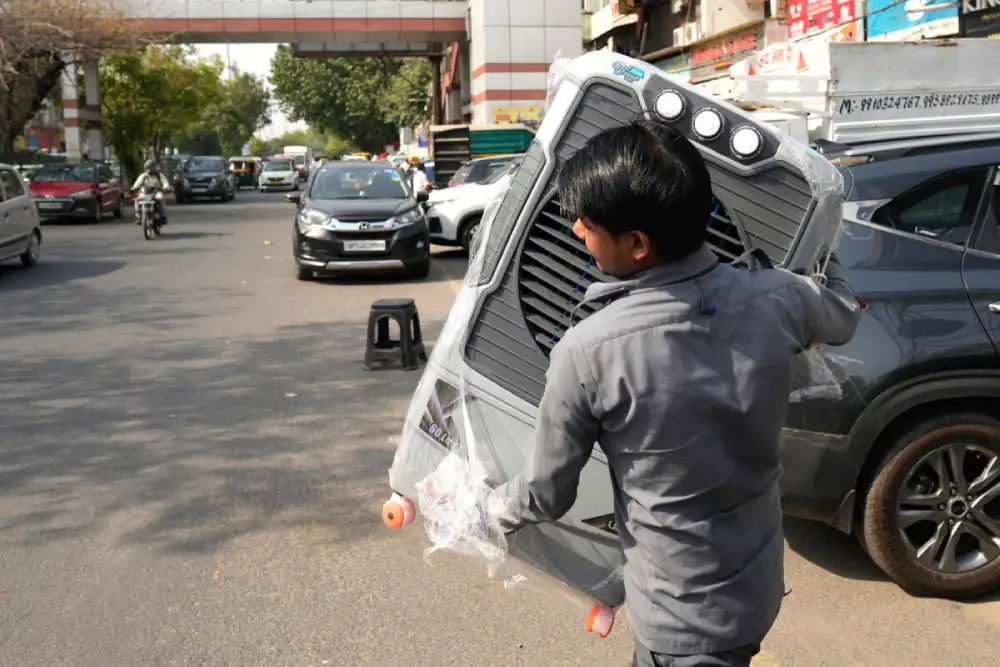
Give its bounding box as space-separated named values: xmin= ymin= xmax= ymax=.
xmin=34 ymin=165 xmax=97 ymax=182
xmin=264 ymin=160 xmax=294 ymax=172
xmin=310 ymin=166 xmax=409 ymax=200
xmin=872 ymin=168 xmax=988 ymax=247
xmin=0 ymin=168 xmax=27 ymax=199
xmin=188 ymin=157 xmax=226 ymax=171
xmin=450 ymin=163 xmax=471 ymax=183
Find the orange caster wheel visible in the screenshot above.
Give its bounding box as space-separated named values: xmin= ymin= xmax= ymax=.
xmin=382 ymin=493 xmax=416 ymax=529
xmin=585 ymin=603 xmax=615 ymax=638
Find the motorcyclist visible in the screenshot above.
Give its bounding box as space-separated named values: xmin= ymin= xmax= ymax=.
xmin=406 ymin=157 xmax=432 ymax=194
xmin=131 ymin=159 xmax=171 ymax=225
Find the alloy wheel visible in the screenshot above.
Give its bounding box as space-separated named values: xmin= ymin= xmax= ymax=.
xmin=896 ymin=443 xmax=1000 ymax=573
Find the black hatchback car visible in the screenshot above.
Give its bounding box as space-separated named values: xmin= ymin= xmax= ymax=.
xmin=288 ymin=161 xmax=431 ymax=280
xmin=173 ymin=156 xmax=236 ymax=203
xmin=782 ymin=136 xmax=1000 ymax=599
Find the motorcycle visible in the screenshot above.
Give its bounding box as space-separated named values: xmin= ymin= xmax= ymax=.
xmin=134 ymin=186 xmax=164 ymax=240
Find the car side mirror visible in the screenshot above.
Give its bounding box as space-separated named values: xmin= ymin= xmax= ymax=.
xmin=285 ymin=192 xmax=301 ymax=204
xmin=416 ymin=190 xmax=429 ymax=203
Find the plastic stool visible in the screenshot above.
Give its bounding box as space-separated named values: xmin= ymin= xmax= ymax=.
xmin=363 ymin=298 xmax=427 ymax=371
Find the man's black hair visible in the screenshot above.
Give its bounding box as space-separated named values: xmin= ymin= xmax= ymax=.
xmin=557 ymin=119 xmax=714 ymax=263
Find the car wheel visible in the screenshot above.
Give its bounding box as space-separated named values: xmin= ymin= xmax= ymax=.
xmin=296 ymin=264 xmax=313 ymax=281
xmin=862 ymin=413 xmax=1000 ymax=599
xmin=93 ymin=201 xmax=103 ymax=223
xmin=113 ymin=195 xmax=124 ymax=219
xmin=408 ymin=256 xmax=431 ymax=280
xmin=460 ymin=215 xmax=482 ymax=253
xmin=20 ymin=230 xmax=40 ymax=267
xmin=176 ymin=195 xmax=185 ymax=204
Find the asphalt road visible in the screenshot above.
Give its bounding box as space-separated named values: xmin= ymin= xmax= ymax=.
xmin=1 ymin=190 xmax=999 ymax=667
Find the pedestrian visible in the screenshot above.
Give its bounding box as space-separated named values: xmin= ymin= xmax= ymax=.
xmin=491 ymin=119 xmax=862 ymax=667
xmin=406 ymin=157 xmax=431 ymax=193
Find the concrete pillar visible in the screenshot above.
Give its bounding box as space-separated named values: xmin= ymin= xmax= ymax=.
xmin=431 ymin=55 xmax=443 ymax=126
xmin=467 ymin=0 xmax=584 ymax=125
xmin=61 ymin=60 xmax=83 ymax=161
xmin=82 ymin=59 xmax=105 ymax=161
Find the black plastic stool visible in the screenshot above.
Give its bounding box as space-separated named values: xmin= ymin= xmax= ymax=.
xmin=363 ymin=299 xmax=428 ymax=371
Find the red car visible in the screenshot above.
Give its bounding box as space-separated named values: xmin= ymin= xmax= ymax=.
xmin=28 ymin=162 xmax=125 ymax=222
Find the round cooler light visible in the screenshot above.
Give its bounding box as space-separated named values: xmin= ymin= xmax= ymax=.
xmin=731 ymin=126 xmax=763 ymax=158
xmin=691 ymin=108 xmax=724 ymax=141
xmin=655 ymin=90 xmax=686 ymax=121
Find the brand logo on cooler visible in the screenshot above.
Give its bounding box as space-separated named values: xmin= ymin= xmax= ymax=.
xmin=612 ymin=61 xmax=645 ymax=83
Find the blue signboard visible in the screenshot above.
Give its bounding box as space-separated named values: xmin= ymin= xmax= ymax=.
xmin=866 ymin=0 xmax=958 ymax=40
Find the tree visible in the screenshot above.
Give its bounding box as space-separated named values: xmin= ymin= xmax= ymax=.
xmin=101 ymin=46 xmax=222 ymax=180
xmin=180 ymin=68 xmax=271 ymax=156
xmin=269 ymin=48 xmax=433 ymax=151
xmin=250 ymin=128 xmax=357 ymax=159
xmin=0 ymin=0 xmax=145 ymax=156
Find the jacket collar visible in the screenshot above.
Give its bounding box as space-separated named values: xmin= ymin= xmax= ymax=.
xmin=583 ymin=244 xmax=719 ymax=305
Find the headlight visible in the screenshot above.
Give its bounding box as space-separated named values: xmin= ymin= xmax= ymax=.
xmin=298 ymin=207 xmax=334 ymax=229
xmin=182 ymin=179 xmax=190 ymax=187
xmin=210 ymin=177 xmax=220 ymax=187
xmin=70 ymin=189 xmax=92 ymax=199
xmin=394 ymin=208 xmax=423 ymax=226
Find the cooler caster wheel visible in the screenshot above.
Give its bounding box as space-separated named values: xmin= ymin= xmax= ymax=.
xmin=382 ymin=493 xmax=416 ymax=529
xmin=585 ymin=603 xmax=615 ymax=638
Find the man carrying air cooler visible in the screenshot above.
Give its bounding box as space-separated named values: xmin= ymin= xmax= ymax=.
xmin=492 ymin=119 xmax=862 ymax=667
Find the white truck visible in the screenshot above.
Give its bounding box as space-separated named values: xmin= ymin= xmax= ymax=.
xmin=282 ymin=145 xmax=313 ymax=177
xmin=729 ymin=39 xmax=1000 ymax=149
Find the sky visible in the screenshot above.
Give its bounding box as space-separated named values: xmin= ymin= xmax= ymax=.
xmin=193 ymin=43 xmax=308 ymax=140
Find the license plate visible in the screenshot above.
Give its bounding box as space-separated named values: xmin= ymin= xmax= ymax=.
xmin=270 ymin=180 xmax=282 ymax=184
xmin=191 ymin=187 xmax=207 ymax=193
xmin=344 ymin=240 xmax=386 ymax=252
xmin=37 ymin=202 xmax=61 ymax=210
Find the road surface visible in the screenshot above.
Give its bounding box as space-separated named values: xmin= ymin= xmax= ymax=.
xmin=0 ymin=191 xmax=998 ymax=666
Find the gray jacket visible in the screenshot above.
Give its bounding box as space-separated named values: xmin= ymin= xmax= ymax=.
xmin=495 ymin=243 xmax=861 ymax=655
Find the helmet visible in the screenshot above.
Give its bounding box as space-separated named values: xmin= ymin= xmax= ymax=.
xmin=407 ymin=156 xmax=421 ymax=165
xmin=144 ymin=159 xmax=159 ymax=173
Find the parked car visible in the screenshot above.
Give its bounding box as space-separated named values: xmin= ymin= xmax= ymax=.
xmin=28 ymin=162 xmax=125 ymax=222
xmin=427 ymin=160 xmax=519 ymax=252
xmin=288 ymin=161 xmax=431 ymax=281
xmin=780 ymin=135 xmax=1000 ymax=599
xmin=0 ymin=163 xmax=42 ymax=268
xmin=259 ymin=157 xmax=300 ymax=192
xmin=447 ymin=154 xmax=521 ymax=188
xmin=173 ymin=156 xmax=236 ymax=203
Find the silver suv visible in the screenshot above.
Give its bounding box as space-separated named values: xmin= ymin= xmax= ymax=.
xmin=0 ymin=163 xmax=42 ymax=269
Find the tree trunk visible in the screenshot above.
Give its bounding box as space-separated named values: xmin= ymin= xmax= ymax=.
xmin=0 ymin=57 xmax=66 ymax=159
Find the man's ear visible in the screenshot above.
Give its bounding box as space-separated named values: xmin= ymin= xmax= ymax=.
xmin=630 ymin=230 xmax=656 ymax=262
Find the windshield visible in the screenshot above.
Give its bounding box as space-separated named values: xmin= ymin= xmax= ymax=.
xmin=311 ymin=166 xmax=409 ymax=200
xmin=187 ymin=157 xmax=226 ymax=171
xmin=264 ymin=160 xmax=294 ymax=172
xmin=483 ymin=162 xmax=519 ymax=185
xmin=292 ymin=155 xmax=305 ymax=166
xmin=34 ymin=165 xmax=96 ymax=182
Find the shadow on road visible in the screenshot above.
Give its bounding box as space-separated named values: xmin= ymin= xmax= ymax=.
xmin=154 ymin=231 xmax=232 ymax=241
xmin=783 ymin=517 xmax=888 ymax=582
xmin=310 ymin=248 xmax=470 ymax=287
xmin=0 ymin=321 xmax=419 ymax=555
xmin=0 ymin=259 xmax=126 ymax=289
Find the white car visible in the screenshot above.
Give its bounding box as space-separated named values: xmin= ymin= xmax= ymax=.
xmin=259 ymin=158 xmax=300 ymax=192
xmin=0 ymin=163 xmax=42 ymax=269
xmin=426 ymin=165 xmax=516 ymax=252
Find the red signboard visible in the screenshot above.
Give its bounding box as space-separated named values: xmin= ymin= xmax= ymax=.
xmin=787 ymin=0 xmax=857 ymax=40
xmin=690 ymin=32 xmax=759 ymax=67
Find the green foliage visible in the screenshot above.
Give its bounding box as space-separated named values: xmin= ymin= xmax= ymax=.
xmin=101 ymin=46 xmax=223 ymax=181
xmin=250 ymin=128 xmax=357 ymax=158
xmin=178 ymin=68 xmax=271 ymax=156
xmin=268 ymin=47 xmax=433 ymax=151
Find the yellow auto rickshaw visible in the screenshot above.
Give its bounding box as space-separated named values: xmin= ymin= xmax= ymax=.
xmin=229 ymin=156 xmax=262 ymax=190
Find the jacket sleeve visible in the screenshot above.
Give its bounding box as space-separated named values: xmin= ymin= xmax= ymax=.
xmin=131 ymin=175 xmax=144 ymax=191
xmin=786 ymin=254 xmax=863 ymax=347
xmin=491 ymin=330 xmax=601 ymax=531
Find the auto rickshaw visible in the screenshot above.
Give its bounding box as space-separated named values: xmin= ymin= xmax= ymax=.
xmin=228 ymin=156 xmax=262 ymax=190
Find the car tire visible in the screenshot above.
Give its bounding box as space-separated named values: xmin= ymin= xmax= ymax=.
xmin=20 ymin=230 xmax=40 ymax=267
xmin=296 ymin=264 xmax=313 ymax=281
xmin=176 ymin=195 xmax=185 ymax=204
xmin=862 ymin=413 xmax=1000 ymax=599
xmin=460 ymin=215 xmax=482 ymax=253
xmin=408 ymin=256 xmax=431 ymax=280
xmin=113 ymin=195 xmax=124 ymax=219
xmin=93 ymin=201 xmax=103 ymax=223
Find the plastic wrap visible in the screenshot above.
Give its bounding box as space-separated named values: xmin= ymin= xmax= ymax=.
xmin=385 ymin=51 xmax=864 ymax=637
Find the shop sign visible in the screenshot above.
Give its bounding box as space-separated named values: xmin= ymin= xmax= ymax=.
xmin=689 ymin=28 xmax=764 ymax=82
xmin=788 ymin=0 xmax=860 ymax=40
xmin=746 ymin=43 xmax=809 ymax=74
xmin=867 ymin=0 xmax=958 ymax=41
xmin=961 ymin=0 xmax=1000 ymax=38
xmin=492 ymin=105 xmax=545 ymax=124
